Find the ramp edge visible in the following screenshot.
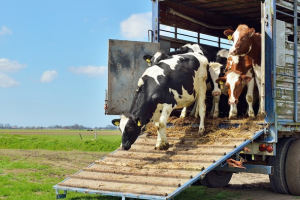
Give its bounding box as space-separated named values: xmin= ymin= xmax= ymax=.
xmin=167 ymin=129 xmax=265 ymax=199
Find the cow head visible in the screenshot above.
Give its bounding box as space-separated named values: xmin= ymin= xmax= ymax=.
xmin=224 ymin=25 xmax=255 ymax=56
xmin=216 ymin=72 xmax=252 ymax=105
xmin=112 ymin=115 xmax=142 ymax=150
xmin=143 ymin=51 xmax=168 ymax=66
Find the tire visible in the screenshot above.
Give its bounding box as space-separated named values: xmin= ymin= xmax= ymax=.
xmin=202 ymin=170 xmax=233 ymax=188
xmin=199 ymin=175 xmax=211 ymax=187
xmin=268 ymin=137 xmax=295 ymax=194
xmin=285 ymin=138 xmax=300 ymax=196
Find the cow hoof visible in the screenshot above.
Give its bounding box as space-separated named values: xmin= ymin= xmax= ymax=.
xmin=213 ymin=112 xmax=219 ymax=118
xmin=155 ymin=142 xmax=169 ymax=150
xmin=248 ymin=113 xmax=255 ymax=118
xmin=198 ymin=127 xmax=205 ymax=134
xmin=257 ymin=111 xmax=266 ymax=118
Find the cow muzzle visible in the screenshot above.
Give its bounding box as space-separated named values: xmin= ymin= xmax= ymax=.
xmin=121 ymin=141 xmax=131 ymax=150
xmin=228 ymin=99 xmax=238 ymax=105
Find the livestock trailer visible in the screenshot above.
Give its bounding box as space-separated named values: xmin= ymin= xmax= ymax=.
xmin=54 ymin=0 xmax=300 ymax=199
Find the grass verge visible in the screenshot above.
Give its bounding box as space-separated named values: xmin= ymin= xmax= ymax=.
xmin=0 ymin=134 xmax=121 ymax=152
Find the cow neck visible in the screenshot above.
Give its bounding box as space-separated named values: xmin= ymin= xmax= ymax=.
xmin=247 ymin=33 xmax=261 ymax=66
xmin=226 ymin=56 xmax=252 ymax=76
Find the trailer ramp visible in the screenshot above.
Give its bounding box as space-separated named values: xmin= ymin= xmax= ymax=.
xmin=54 ymin=129 xmax=264 ymax=199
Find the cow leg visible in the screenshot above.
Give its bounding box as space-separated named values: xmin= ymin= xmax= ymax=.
xmin=155 ymin=104 xmax=172 ymax=150
xmin=211 ymin=95 xmax=220 ymax=118
xmin=179 ymin=107 xmax=187 ymax=118
xmin=197 ymin=77 xmax=206 ymax=133
xmin=229 ymin=104 xmax=237 ymax=118
xmin=246 ymin=78 xmax=255 ymax=117
xmin=189 ymin=99 xmax=197 ymax=117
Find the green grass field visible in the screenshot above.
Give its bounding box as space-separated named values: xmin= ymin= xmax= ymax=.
xmin=0 ymin=129 xmax=238 ymax=200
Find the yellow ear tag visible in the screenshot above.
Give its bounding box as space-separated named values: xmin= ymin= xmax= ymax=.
xmin=146 ymin=59 xmax=151 ymax=63
xmin=228 ymin=35 xmax=232 ymax=40
xmin=115 ymin=122 xmax=120 ymax=126
xmin=219 ymin=81 xmax=224 ymax=90
xmin=137 ymin=121 xmax=142 ymax=126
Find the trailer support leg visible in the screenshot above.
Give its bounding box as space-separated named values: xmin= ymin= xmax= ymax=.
xmin=55 ymin=189 xmax=67 ymax=199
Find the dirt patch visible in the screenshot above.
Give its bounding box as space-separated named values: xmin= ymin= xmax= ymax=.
xmin=0 ymin=149 xmax=107 ymax=179
xmin=220 ymin=173 xmax=299 ymax=200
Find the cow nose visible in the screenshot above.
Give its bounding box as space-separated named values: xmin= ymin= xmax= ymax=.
xmin=122 ymin=145 xmax=131 ymax=151
xmin=229 ymin=99 xmax=237 ymax=105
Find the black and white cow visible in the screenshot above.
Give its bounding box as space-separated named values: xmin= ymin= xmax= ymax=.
xmin=113 ymin=44 xmax=208 ymax=150
xmin=208 ymin=49 xmax=229 ymax=118
xmin=143 ymin=44 xmax=224 ymax=118
xmin=142 ymin=43 xmax=208 ymax=118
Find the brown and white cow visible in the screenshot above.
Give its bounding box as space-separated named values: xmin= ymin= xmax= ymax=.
xmin=224 ymin=24 xmax=264 ymax=116
xmin=216 ymin=54 xmax=255 ymax=118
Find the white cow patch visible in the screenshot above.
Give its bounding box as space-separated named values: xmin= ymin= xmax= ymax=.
xmin=140 ymin=65 xmax=165 ymax=85
xmin=119 ymin=115 xmax=129 ymax=134
xmin=160 ymin=55 xmax=183 ymax=70
xmin=226 ymin=71 xmax=240 ymax=103
xmin=137 ymin=78 xmax=144 ymax=88
xmin=230 ymin=30 xmax=240 ymax=53
xmin=169 ymin=86 xmax=195 ymax=109
xmin=182 ymin=43 xmax=204 ymax=55
xmin=217 ymin=49 xmax=229 ymax=58
xmin=152 ymin=51 xmax=162 ymax=64
xmin=209 ymin=62 xmax=222 ymax=95
xmin=231 ymin=55 xmax=239 ymax=64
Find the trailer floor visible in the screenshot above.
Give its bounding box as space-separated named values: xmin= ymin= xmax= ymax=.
xmin=54 ymin=121 xmax=265 ymax=200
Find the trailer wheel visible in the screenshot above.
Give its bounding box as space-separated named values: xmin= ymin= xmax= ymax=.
xmin=199 ymin=176 xmax=211 ymax=187
xmin=203 ymin=170 xmax=233 ymax=187
xmin=268 ymin=137 xmax=295 ymax=194
xmin=285 ymin=138 xmax=300 ymax=196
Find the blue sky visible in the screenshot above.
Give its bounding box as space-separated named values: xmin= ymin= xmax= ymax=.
xmin=0 ymin=0 xmax=152 ymax=127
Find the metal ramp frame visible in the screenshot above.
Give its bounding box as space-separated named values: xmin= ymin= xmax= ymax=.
xmin=53 ymin=129 xmax=265 ymax=200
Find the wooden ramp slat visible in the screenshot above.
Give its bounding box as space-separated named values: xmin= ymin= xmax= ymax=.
xmin=96 ymin=157 xmax=208 ymax=171
xmin=84 ymin=164 xmax=199 ymax=179
xmin=107 ymin=152 xmax=219 ymax=163
xmin=137 ymin=136 xmax=247 ymax=144
xmin=58 ymin=179 xmax=177 ymax=196
xmin=127 ymin=148 xmax=227 ymax=156
xmin=70 ymin=171 xmax=190 ymax=187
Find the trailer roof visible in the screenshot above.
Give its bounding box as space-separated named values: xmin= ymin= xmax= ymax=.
xmin=159 ymin=0 xmax=262 ymax=38
xmin=159 ymin=0 xmax=299 ymax=39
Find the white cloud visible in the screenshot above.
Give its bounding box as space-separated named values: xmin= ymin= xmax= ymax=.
xmin=0 ymin=58 xmax=27 ymax=73
xmin=120 ymin=12 xmax=151 ymax=40
xmin=0 ymin=26 xmax=12 ymax=36
xmin=40 ymin=70 xmax=58 ymax=83
xmin=0 ymin=72 xmax=19 ymax=88
xmin=69 ymin=65 xmax=106 ymax=77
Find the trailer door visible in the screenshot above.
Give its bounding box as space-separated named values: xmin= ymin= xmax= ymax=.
xmin=106 ymin=40 xmax=169 ymax=115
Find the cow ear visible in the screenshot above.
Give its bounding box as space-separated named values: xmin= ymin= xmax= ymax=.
xmin=215 ymin=77 xmax=227 ymax=84
xmin=135 ymin=116 xmax=142 ymax=127
xmin=249 ymin=28 xmax=255 ymax=37
xmin=224 ymin=29 xmax=234 ymax=37
xmin=112 ymin=119 xmax=120 ymax=126
xmin=143 ymin=55 xmax=153 ymax=63
xmin=241 ymin=75 xmax=252 ymax=83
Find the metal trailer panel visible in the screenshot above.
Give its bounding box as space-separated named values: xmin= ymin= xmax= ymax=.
xmin=54 ymin=128 xmax=265 ymax=200
xmin=106 ymin=40 xmax=160 ymax=115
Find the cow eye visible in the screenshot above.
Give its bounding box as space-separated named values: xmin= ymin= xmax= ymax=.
xmin=225 ymin=83 xmax=230 ymax=89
